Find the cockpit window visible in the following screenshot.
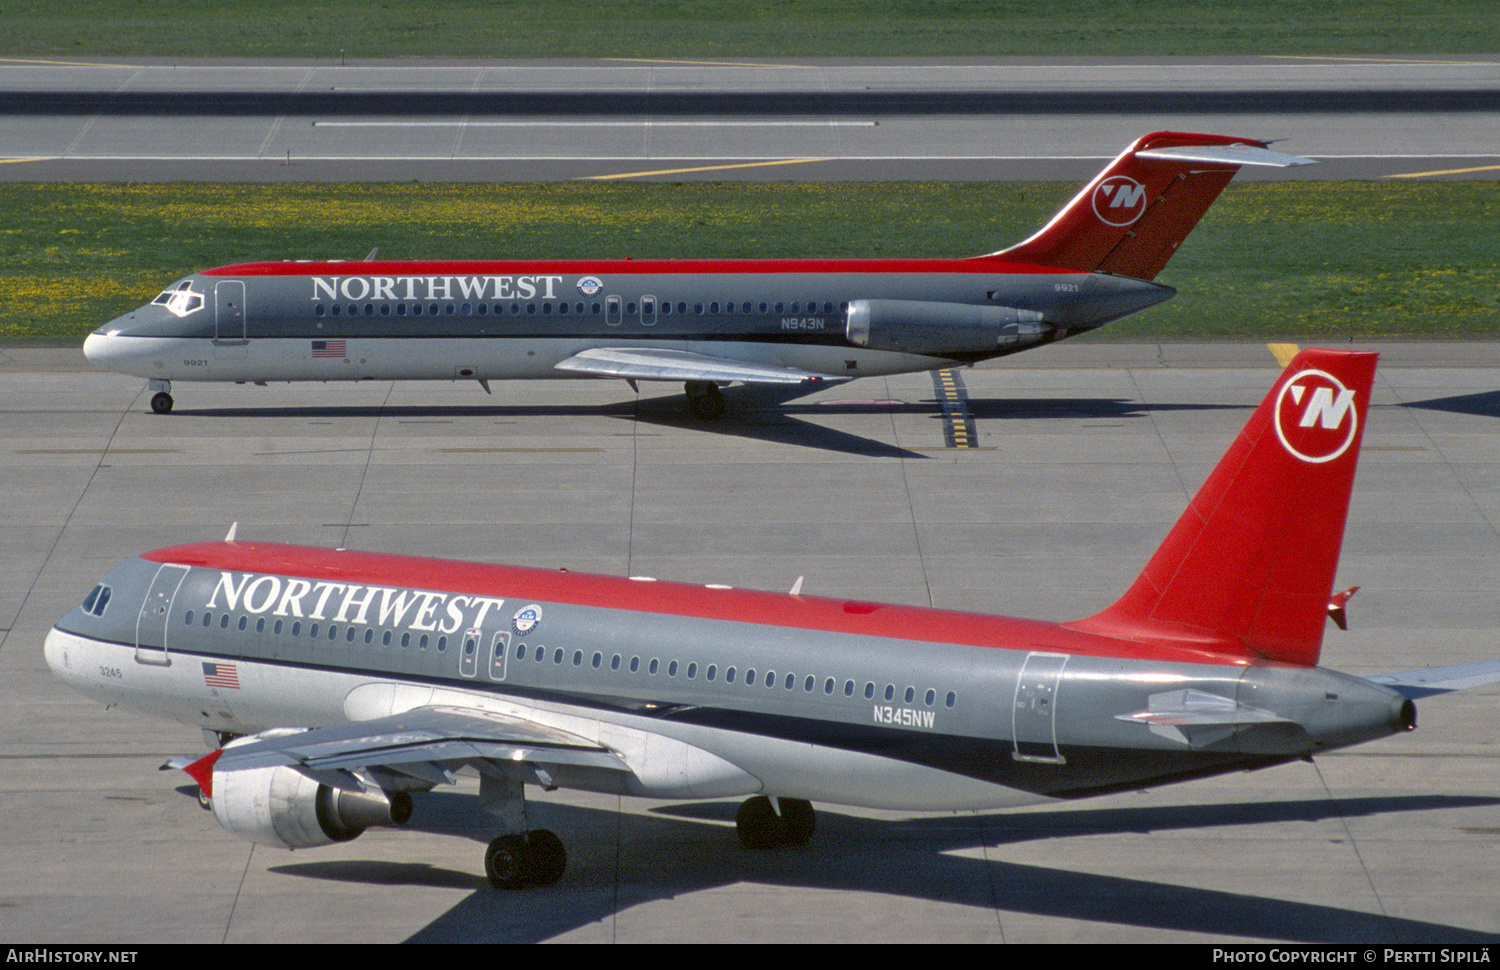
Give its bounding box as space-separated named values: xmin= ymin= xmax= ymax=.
xmin=151 ymin=281 xmax=204 ymax=318
xmin=81 ymin=584 xmax=112 ymax=617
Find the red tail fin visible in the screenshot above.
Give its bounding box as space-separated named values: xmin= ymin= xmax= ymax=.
xmin=991 ymin=132 xmax=1313 ymax=280
xmin=1069 ymin=349 xmax=1377 ymax=666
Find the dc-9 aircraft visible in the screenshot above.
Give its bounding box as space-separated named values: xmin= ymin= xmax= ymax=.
xmin=46 ymin=349 xmax=1500 ymax=889
xmin=84 ymin=131 xmax=1309 ymax=418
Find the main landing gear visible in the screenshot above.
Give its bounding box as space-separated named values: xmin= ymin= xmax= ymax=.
xmin=148 ymin=379 xmax=174 ymax=414
xmin=485 ymin=830 xmax=567 ymax=889
xmin=684 ymin=380 xmax=726 ymax=420
xmin=479 ymin=774 xmax=567 ymax=890
xmin=735 ymin=796 xmax=816 ymax=849
xmin=478 ymin=777 xmax=817 ymax=889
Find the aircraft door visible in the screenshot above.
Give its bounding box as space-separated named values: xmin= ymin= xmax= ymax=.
xmin=460 ymin=628 xmax=480 ymax=678
xmin=1012 ymin=652 xmax=1068 ymax=763
xmin=488 ymin=632 xmax=510 ymax=681
xmin=135 ymin=563 xmax=189 ymax=667
xmin=214 ymin=281 xmax=246 ymax=343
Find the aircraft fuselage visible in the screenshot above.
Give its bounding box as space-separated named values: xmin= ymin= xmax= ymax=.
xmin=46 ymin=541 xmax=1410 ymax=814
xmin=83 ymin=258 xmax=1172 ymax=388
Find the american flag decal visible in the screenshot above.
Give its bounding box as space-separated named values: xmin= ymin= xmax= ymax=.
xmin=311 ymin=339 xmax=347 ymax=358
xmin=202 ymin=661 xmax=241 ymax=689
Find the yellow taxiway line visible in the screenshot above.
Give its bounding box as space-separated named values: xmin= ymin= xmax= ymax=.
xmin=586 ymin=158 xmax=831 ymax=180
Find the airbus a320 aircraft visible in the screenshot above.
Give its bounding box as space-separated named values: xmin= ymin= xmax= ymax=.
xmin=85 ymin=131 xmax=1310 ymax=418
xmin=47 ymin=350 xmax=1500 ymax=889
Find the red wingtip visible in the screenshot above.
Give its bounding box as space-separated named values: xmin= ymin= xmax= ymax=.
xmin=183 ymin=749 xmax=222 ymax=798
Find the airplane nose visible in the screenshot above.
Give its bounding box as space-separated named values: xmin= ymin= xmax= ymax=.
xmin=82 ymin=331 xmax=110 ymax=366
xmin=43 ymin=628 xmax=73 ymax=679
xmin=82 ymin=326 xmax=158 ymax=378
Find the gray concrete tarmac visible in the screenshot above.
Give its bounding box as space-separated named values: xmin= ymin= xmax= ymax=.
xmin=3 ymin=56 xmax=1497 ymax=181
xmin=3 ymin=341 xmax=1499 ymax=943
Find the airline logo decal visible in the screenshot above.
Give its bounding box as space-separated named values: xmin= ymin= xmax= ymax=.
xmin=576 ymin=276 xmax=603 ymax=296
xmin=1274 ymin=368 xmax=1359 ymax=464
xmin=1092 ymin=176 xmax=1148 ymax=227
xmin=311 ymin=275 xmax=563 ymax=303
xmin=512 ymin=604 xmax=543 ymax=636
xmin=204 ymin=571 xmax=506 ymax=636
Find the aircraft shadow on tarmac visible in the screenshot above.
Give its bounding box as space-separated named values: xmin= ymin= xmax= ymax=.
xmin=246 ymin=787 xmax=1500 ymax=943
xmin=173 ymin=387 xmax=1237 ymax=461
xmin=1401 ymin=390 xmax=1500 ymax=420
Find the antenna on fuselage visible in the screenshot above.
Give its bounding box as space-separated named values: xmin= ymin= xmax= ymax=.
xmin=224 ymin=522 xmax=238 ymax=542
xmin=363 ymin=248 xmax=379 ymax=261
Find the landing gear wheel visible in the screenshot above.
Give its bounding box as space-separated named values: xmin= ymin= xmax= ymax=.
xmin=685 ymin=381 xmax=726 ymax=420
xmin=484 ymin=830 xmax=568 ymax=889
xmin=196 ymin=788 xmax=212 ymax=811
xmin=485 ymin=834 xmax=529 ymax=890
xmin=526 ymin=829 xmax=566 ymax=886
xmin=736 ymin=796 xmax=817 ymax=849
xmin=150 ymin=392 xmax=174 ymax=414
xmin=778 ymin=798 xmax=816 ymax=846
xmin=735 ymin=795 xmax=786 ymax=849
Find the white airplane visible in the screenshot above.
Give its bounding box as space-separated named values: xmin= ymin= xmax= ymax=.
xmin=83 ymin=131 xmax=1311 ymax=418
xmin=46 ymin=349 xmax=1500 ymax=888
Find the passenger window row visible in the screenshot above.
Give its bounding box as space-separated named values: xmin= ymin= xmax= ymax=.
xmin=310 ymin=300 xmax=847 ymax=319
xmin=181 ymin=608 xmax=957 ymax=712
xmin=186 ymin=609 xmax=448 ymax=652
xmin=514 ymin=641 xmax=957 ymax=710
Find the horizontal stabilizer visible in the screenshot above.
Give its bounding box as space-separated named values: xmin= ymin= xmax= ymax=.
xmin=556 ymin=347 xmax=837 ymax=385
xmin=1135 ymin=144 xmax=1314 ymax=168
xmin=1367 ymin=660 xmax=1500 ymax=699
xmin=1115 ymin=688 xmax=1296 ymax=749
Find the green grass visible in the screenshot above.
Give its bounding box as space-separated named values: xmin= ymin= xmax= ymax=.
xmin=4 ymin=181 xmax=1495 ymax=343
xmin=5 ymin=0 xmax=1499 ymax=58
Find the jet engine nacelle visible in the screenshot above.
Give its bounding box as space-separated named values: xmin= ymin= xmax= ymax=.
xmin=845 ymin=299 xmax=1049 ymax=356
xmin=210 ymin=764 xmax=413 ymax=850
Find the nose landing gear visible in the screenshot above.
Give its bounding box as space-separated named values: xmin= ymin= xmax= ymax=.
xmin=148 ymin=380 xmax=174 ymax=414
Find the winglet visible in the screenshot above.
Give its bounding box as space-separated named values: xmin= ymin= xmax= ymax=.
xmin=181 ymin=748 xmax=222 ymax=799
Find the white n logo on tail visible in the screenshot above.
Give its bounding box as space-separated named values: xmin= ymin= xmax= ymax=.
xmin=1275 ymin=370 xmax=1360 ymax=463
xmin=1294 ymin=384 xmax=1356 ymax=429
xmin=1091 ymin=176 xmax=1148 ymax=227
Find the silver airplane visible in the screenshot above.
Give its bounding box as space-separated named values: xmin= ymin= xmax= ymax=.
xmin=84 ymin=131 xmax=1310 ymax=418
xmin=46 ymin=349 xmax=1500 ymax=889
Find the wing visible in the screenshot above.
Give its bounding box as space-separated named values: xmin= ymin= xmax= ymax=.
xmin=554 ymin=347 xmax=839 ymax=385
xmin=1366 ymin=660 xmax=1500 ymax=699
xmin=187 ymin=705 xmax=629 ymax=796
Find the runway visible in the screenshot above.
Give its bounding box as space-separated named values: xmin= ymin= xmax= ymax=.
xmin=3 ymin=56 xmax=1498 ymax=181
xmin=4 ymin=341 xmax=1499 ymax=943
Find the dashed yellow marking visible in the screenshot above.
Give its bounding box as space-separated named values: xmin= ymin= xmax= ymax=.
xmin=1387 ymin=164 xmax=1500 ymax=179
xmin=0 ymin=57 xmax=138 ymax=67
xmin=1267 ymin=343 xmax=1301 ymax=368
xmin=585 ymin=158 xmax=831 ymax=180
xmin=932 ymin=369 xmax=977 ymax=449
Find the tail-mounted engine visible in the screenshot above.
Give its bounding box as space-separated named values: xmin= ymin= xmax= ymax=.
xmin=846 ymin=299 xmax=1049 ymax=356
xmin=211 ymin=764 xmax=413 ymax=850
